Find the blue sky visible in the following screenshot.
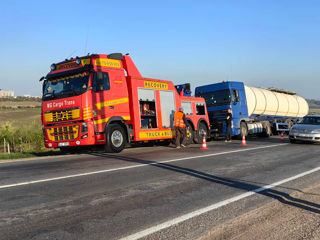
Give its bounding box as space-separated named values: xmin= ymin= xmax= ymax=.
xmin=0 ymin=0 xmax=319 ymax=98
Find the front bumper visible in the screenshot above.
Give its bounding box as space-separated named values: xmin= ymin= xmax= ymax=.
xmin=289 ymin=133 xmax=320 ymax=142
xmin=44 ymin=121 xmax=98 ymax=148
xmin=44 ymin=137 xmax=93 ymax=148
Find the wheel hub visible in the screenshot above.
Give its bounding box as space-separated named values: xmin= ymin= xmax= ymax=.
xmin=111 ymin=130 xmax=123 ymax=147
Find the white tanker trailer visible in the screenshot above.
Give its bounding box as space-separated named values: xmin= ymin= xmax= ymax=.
xmin=245 ymin=86 xmax=309 ymax=118
xmin=195 ymin=81 xmax=309 ymax=138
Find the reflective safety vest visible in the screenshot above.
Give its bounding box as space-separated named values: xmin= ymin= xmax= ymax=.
xmin=173 ymin=111 xmax=186 ymax=128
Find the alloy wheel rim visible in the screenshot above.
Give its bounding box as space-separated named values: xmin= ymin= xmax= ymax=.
xmin=111 ymin=130 xmax=123 ymax=147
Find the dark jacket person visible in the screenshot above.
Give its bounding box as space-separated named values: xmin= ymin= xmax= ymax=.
xmin=225 ymin=108 xmax=232 ymax=142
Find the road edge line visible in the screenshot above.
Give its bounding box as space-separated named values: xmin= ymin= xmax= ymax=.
xmin=119 ymin=165 xmax=320 ymax=240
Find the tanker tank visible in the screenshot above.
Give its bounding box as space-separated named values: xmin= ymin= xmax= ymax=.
xmin=244 ymin=86 xmax=309 ymax=118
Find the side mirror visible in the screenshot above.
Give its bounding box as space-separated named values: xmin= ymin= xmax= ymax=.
xmin=42 ymin=80 xmax=47 ymax=93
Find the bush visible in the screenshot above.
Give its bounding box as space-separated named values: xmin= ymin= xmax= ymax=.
xmin=0 ymin=121 xmax=45 ymax=153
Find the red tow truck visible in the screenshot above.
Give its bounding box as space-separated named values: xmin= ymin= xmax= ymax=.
xmin=40 ymin=53 xmax=210 ymax=152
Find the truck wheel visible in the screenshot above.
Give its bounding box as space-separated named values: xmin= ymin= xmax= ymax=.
xmin=194 ymin=122 xmax=208 ymax=144
xmin=238 ymin=122 xmax=248 ymax=139
xmin=105 ymin=124 xmax=126 ymax=153
xmin=186 ymin=128 xmax=194 ymax=145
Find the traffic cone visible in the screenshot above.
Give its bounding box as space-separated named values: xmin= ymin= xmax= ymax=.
xmin=280 ymin=132 xmax=285 ymax=141
xmin=200 ymin=136 xmax=208 ymax=150
xmin=241 ymin=134 xmax=248 ymax=145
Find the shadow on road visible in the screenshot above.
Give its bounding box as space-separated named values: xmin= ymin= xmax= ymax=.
xmin=90 ymin=152 xmax=320 ymax=214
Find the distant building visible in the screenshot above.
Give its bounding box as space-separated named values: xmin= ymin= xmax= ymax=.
xmin=22 ymin=95 xmax=41 ymax=98
xmin=0 ymin=89 xmax=14 ymax=97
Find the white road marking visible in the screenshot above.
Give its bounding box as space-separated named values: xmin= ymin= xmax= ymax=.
xmin=0 ymin=154 xmax=85 ymax=164
xmin=120 ymin=165 xmax=320 ymax=240
xmin=0 ymin=144 xmax=286 ymax=190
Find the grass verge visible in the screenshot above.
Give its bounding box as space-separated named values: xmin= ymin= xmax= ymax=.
xmin=0 ymin=151 xmax=62 ymax=160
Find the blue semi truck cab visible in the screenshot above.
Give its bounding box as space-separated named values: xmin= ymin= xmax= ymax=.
xmin=195 ymin=81 xmax=249 ymax=138
xmin=194 ymin=80 xmax=305 ymax=138
xmin=195 ymin=80 xmax=309 ymax=139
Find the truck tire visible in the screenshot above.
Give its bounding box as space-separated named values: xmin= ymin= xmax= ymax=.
xmin=238 ymin=122 xmax=248 ymax=139
xmin=194 ymin=122 xmax=208 ymax=144
xmin=105 ymin=124 xmax=126 ymax=153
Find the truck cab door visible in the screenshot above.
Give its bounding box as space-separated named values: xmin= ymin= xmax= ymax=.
xmin=231 ymin=89 xmax=240 ymax=105
xmin=92 ymin=72 xmax=111 ymax=132
xmin=230 ymin=88 xmax=242 ymax=134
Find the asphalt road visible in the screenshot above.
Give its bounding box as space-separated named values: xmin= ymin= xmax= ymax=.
xmin=0 ymin=137 xmax=319 ymax=240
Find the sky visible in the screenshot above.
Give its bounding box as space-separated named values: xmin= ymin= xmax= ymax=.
xmin=0 ymin=0 xmax=319 ymax=99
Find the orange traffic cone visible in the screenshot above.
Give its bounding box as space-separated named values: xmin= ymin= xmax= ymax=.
xmin=200 ymin=136 xmax=208 ymax=150
xmin=241 ymin=134 xmax=248 ymax=145
xmin=280 ymin=132 xmax=285 ymax=141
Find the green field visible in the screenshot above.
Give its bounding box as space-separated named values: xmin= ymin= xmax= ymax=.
xmin=309 ymin=108 xmax=320 ymax=115
xmin=0 ymin=98 xmax=41 ymax=127
xmin=0 ymin=100 xmax=41 ymax=108
xmin=0 ymin=108 xmax=41 ymax=127
xmin=0 ymin=100 xmax=44 ymax=156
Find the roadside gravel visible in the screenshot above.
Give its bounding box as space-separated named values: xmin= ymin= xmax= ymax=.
xmin=198 ymin=183 xmax=320 ymax=240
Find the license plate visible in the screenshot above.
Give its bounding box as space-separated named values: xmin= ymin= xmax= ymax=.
xmin=58 ymin=142 xmax=69 ymax=147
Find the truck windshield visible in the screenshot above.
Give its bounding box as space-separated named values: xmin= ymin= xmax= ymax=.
xmin=299 ymin=116 xmax=320 ymax=125
xmin=43 ymin=72 xmax=89 ymax=100
xmin=198 ymin=89 xmax=231 ymax=107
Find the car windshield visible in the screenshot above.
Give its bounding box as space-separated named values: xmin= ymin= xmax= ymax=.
xmin=197 ymin=89 xmax=231 ymax=107
xmin=43 ymin=72 xmax=89 ymax=100
xmin=299 ymin=116 xmax=320 ymax=125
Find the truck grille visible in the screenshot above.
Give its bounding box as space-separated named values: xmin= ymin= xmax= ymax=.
xmin=211 ymin=120 xmax=224 ymax=133
xmin=44 ymin=108 xmax=80 ymax=122
xmin=208 ymin=109 xmax=227 ymax=121
xmin=46 ymin=125 xmax=80 ymax=142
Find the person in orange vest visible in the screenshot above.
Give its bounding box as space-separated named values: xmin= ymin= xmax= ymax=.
xmin=173 ymin=107 xmax=188 ymax=148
